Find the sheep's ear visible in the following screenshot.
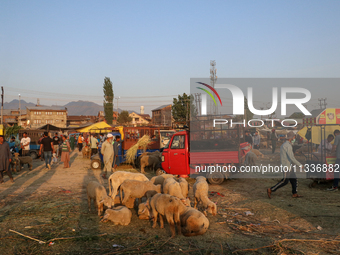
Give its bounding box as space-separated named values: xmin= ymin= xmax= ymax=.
xmin=99 ymin=200 xmax=104 ymax=205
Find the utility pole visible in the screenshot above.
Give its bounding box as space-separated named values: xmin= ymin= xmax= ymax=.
xmin=318 ymin=98 xmax=327 ymax=109
xmin=210 ymin=60 xmax=217 ymax=115
xmin=115 ymin=96 xmax=120 ymax=121
xmin=19 ymin=94 xmax=21 ymax=126
xmin=323 ymin=98 xmax=327 ymax=109
xmin=1 ymin=87 xmax=3 ymax=125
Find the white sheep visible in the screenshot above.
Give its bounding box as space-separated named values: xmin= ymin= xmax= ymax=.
xmin=193 ymin=176 xmax=217 ymax=216
xmin=163 ymin=178 xmax=190 ymax=206
xmin=86 ymin=181 xmax=114 ymax=216
xmin=100 ymin=206 xmax=132 ymax=225
xmin=150 ymin=193 xmax=209 ymax=237
xmin=119 ymin=180 xmax=161 ymax=206
xmin=138 ymin=202 xmax=151 ymax=220
xmin=178 ymin=177 xmax=189 ymax=198
xmin=108 ymin=171 xmax=149 ymax=199
xmin=150 ymin=174 xmax=175 ymax=191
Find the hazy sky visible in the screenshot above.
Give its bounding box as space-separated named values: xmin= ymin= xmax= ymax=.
xmin=1 ymin=1 xmax=340 ymax=115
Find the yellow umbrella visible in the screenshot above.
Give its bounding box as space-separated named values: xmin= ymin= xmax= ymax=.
xmin=77 ymin=121 xmax=112 ymax=133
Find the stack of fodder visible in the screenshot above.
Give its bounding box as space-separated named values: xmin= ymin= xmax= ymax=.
xmin=125 ymin=135 xmax=151 ymax=164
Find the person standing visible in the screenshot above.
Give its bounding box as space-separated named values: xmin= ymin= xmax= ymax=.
xmin=53 ymin=133 xmax=60 ymax=157
xmin=271 ymin=129 xmax=278 ymax=153
xmin=20 ymin=132 xmax=30 ymax=156
xmin=328 ymin=130 xmax=340 ymax=191
xmin=0 ymin=135 xmax=14 ymax=183
xmin=244 ymin=130 xmax=253 ymax=148
xmin=90 ymin=134 xmax=98 ymax=156
xmin=78 ymin=134 xmax=84 ymax=152
xmin=267 ymin=131 xmax=303 ymax=198
xmin=60 ymin=135 xmax=71 ymax=168
xmin=101 ymin=134 xmax=114 ymax=179
xmin=253 ymin=131 xmax=261 ymax=149
xmin=69 ymin=134 xmax=75 ymax=151
xmin=39 ymin=132 xmax=54 ymax=170
xmin=113 ymin=136 xmax=121 ymax=171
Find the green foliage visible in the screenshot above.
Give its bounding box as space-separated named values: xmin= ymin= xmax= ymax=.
xmin=172 ymin=93 xmax=195 ymax=125
xmin=5 ymin=125 xmax=22 ymax=139
xmin=103 ymin=77 xmax=114 ymax=125
xmin=117 ymin=110 xmax=132 ymax=125
xmin=289 ymin=112 xmax=305 ymax=119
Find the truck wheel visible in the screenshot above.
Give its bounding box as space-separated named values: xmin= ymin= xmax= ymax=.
xmin=91 ymin=159 xmax=101 ymax=170
xmin=30 ymin=151 xmax=38 ymax=159
xmin=207 ymin=172 xmax=224 ymax=185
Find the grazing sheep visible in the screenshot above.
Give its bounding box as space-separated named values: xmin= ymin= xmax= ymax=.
xmin=150 ymin=194 xmax=209 ymax=237
xmin=193 ymin=177 xmax=217 ymax=216
xmin=18 ymin=156 xmax=33 ymax=170
xmin=140 ymin=155 xmax=161 ymax=173
xmin=251 ymin=149 xmax=264 ymax=158
xmin=119 ymin=180 xmax=161 ymax=206
xmin=100 ymin=206 xmax=132 ymax=225
xmin=108 ymin=171 xmax=149 ymax=199
xmin=138 ymin=202 xmax=151 ymax=220
xmin=113 ymin=194 xmax=135 ymax=209
xmin=163 ymin=178 xmax=190 ymax=206
xmin=244 ymin=151 xmax=257 ymax=166
xmin=150 ymin=193 xmax=183 ymax=237
xmin=178 ymin=177 xmax=189 ymax=198
xmin=87 ymin=181 xmax=114 ymax=216
xmin=150 ymin=174 xmax=175 ymax=191
xmin=180 ymin=207 xmax=210 ymax=236
xmin=260 ymin=141 xmax=268 ymax=149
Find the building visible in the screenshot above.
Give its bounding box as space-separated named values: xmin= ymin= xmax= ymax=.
xmin=152 ymin=104 xmax=172 ymax=126
xmin=1 ymin=109 xmax=27 ymax=126
xmin=129 ymin=112 xmax=151 ymax=126
xmin=26 ymin=106 xmax=68 ymax=128
xmin=67 ymin=115 xmax=97 ymax=127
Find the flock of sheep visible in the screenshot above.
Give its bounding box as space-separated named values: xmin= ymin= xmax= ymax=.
xmin=86 ymin=171 xmax=217 ymax=237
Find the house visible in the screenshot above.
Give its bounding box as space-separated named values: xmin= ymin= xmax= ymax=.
xmin=129 ymin=112 xmax=151 ymax=127
xmin=152 ymin=104 xmax=172 ymax=126
xmin=1 ymin=109 xmax=27 ymax=126
xmin=67 ymin=115 xmax=97 ymax=127
xmin=26 ymin=106 xmax=68 ymax=128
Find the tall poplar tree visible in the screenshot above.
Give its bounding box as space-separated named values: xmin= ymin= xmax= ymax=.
xmin=103 ymin=77 xmax=114 ymax=125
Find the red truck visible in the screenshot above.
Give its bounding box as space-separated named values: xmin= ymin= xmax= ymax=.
xmin=161 ymin=120 xmax=248 ymax=184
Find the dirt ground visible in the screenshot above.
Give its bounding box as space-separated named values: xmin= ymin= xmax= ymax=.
xmin=0 ymin=149 xmax=340 ymax=255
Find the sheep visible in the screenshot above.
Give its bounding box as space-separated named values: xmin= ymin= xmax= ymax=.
xmin=150 ymin=174 xmax=175 ymax=191
xmin=180 ymin=207 xmax=210 ymax=236
xmin=100 ymin=206 xmax=132 ymax=225
xmin=82 ymin=146 xmax=91 ymax=159
xmin=150 ymin=193 xmax=209 ymax=237
xmin=138 ymin=202 xmax=151 ymax=220
xmin=10 ymin=154 xmax=20 ymax=172
xmin=87 ymin=181 xmax=114 ymax=216
xmin=108 ymin=171 xmax=149 ymax=199
xmin=178 ymin=177 xmax=189 ymax=198
xmin=193 ymin=177 xmax=217 ymax=216
xmin=140 ymin=155 xmax=161 ymax=173
xmin=18 ymin=156 xmax=33 ymax=170
xmin=163 ymin=178 xmax=190 ymax=206
xmin=113 ymin=194 xmax=135 ymax=209
xmin=251 ymin=149 xmax=264 ymax=158
xmin=119 ymin=180 xmax=161 ymax=206
xmin=150 ymin=193 xmax=183 ymax=237
xmin=260 ymin=141 xmax=268 ymax=149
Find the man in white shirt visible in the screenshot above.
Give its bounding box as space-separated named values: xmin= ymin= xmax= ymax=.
xmin=20 ymin=132 xmax=31 ymax=156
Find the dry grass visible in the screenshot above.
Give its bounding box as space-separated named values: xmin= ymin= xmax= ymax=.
xmin=125 ymin=135 xmax=151 ymax=164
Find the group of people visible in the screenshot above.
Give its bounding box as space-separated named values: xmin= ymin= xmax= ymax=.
xmin=244 ymin=129 xmax=279 ymax=152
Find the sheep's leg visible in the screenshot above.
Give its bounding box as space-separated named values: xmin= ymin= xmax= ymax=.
xmin=122 ymin=191 xmax=130 ymax=205
xmin=194 ymin=197 xmax=198 ymax=209
xmin=141 ymin=163 xmax=146 ymax=174
xmin=87 ymin=196 xmax=91 ymax=212
xmin=174 ymin=211 xmax=181 ymax=235
xmin=159 ymin=214 xmax=164 ymax=229
xmin=166 ymin=214 xmax=176 ymax=237
xmin=152 ymin=209 xmax=158 ymax=228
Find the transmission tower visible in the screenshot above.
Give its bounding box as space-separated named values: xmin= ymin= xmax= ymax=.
xmin=194 ymin=93 xmax=202 ymax=116
xmin=210 ymin=60 xmax=217 ymax=115
xmin=318 ymin=98 xmax=327 ymax=109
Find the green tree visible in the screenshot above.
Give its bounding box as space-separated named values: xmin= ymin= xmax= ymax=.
xmin=103 ymin=77 xmax=114 ymax=125
xmin=5 ymin=125 xmax=22 ymax=139
xmin=117 ymin=110 xmax=132 ymax=125
xmin=172 ymin=93 xmax=195 ymax=125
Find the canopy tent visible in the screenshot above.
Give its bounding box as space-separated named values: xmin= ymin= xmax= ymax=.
xmin=76 ymin=121 xmax=112 ymax=133
xmin=297 ymin=125 xmax=340 ymax=145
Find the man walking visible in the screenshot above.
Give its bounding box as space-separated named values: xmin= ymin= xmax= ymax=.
xmin=20 ymin=132 xmax=30 ymax=156
xmin=271 ymin=129 xmax=278 ymax=153
xmin=39 ymin=132 xmax=54 ymax=170
xmin=78 ymin=134 xmax=84 ymax=152
xmin=101 ymin=134 xmax=114 ymax=179
xmin=0 ymin=135 xmax=14 ymax=183
xmin=267 ymin=131 xmax=303 ymax=198
xmin=69 ymin=134 xmax=75 ymax=151
xmin=90 ymin=134 xmax=98 ymax=156
xmin=113 ymin=136 xmax=121 ymax=171
xmin=52 ymin=133 xmax=60 ymax=157
xmin=328 ymin=129 xmax=340 ymax=191
xmin=245 ymin=130 xmax=253 ymax=148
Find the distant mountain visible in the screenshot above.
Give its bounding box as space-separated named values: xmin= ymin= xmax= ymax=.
xmin=4 ymin=99 xmax=136 ymax=116
xmin=4 ymin=99 xmax=37 ymax=110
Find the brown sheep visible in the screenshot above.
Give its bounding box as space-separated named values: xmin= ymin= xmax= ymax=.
xmin=87 ymin=181 xmax=114 ymax=216
xmin=193 ymin=177 xmax=217 ymax=216
xmin=100 ymin=206 xmax=132 ymax=225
